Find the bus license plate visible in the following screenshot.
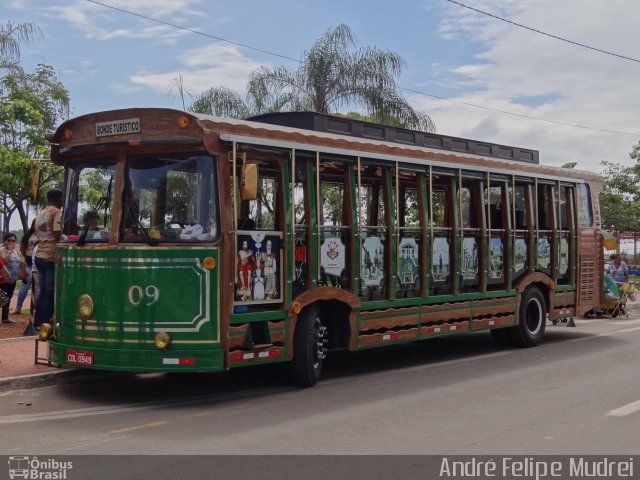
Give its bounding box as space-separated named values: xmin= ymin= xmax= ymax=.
xmin=66 ymin=349 xmax=94 ymax=367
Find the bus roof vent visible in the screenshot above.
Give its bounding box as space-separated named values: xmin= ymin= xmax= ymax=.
xmin=248 ymin=112 xmax=539 ymax=164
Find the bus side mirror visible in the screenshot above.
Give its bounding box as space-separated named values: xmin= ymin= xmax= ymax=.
xmin=241 ymin=163 xmax=258 ymax=200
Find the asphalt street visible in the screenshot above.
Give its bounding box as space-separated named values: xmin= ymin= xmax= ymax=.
xmin=1 ymin=314 xmax=639 ymax=456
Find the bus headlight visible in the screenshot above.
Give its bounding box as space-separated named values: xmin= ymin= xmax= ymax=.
xmin=38 ymin=323 xmax=54 ymax=341
xmin=77 ymin=294 xmax=94 ymax=321
xmin=154 ymin=332 xmax=171 ymax=350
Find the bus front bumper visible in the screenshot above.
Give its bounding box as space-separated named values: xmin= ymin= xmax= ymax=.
xmin=48 ymin=339 xmax=225 ymax=373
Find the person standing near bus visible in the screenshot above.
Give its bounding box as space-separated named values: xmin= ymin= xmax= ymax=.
xmin=13 ymin=220 xmax=37 ymax=314
xmin=0 ymin=233 xmax=21 ymax=323
xmin=34 ymin=188 xmax=63 ymax=329
xmin=607 ymin=253 xmax=629 ymax=283
xmin=0 ymin=257 xmax=11 ymax=313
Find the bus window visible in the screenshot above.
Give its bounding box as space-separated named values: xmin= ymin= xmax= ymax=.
xmin=318 ymin=159 xmax=351 ymax=289
xmin=487 ymin=180 xmax=508 ymax=288
xmin=513 ymin=182 xmax=532 ymax=280
xmin=233 ymin=155 xmax=281 ymax=232
xmin=359 ymin=163 xmax=390 ymax=301
xmin=247 ymin=176 xmax=278 ymax=230
xmin=460 ymin=176 xmax=483 ymax=289
xmin=557 ymin=185 xmax=574 ymax=284
xmin=62 ymin=158 xmax=117 ymax=243
xmin=321 ymin=182 xmax=344 ymax=226
xmin=293 ymin=156 xmax=311 ymax=296
xmin=577 ymin=183 xmax=593 ymax=228
xmin=537 ymin=183 xmax=554 ymax=275
xmin=121 ymin=154 xmax=218 ymax=242
xmin=396 ymin=170 xmax=423 ymax=298
xmin=430 ymin=172 xmax=454 ymax=295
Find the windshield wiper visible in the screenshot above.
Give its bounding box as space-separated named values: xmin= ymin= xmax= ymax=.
xmin=78 ymin=176 xmax=113 ymax=246
xmin=133 ymin=215 xmax=158 ymax=247
xmin=124 ymin=198 xmax=158 ymax=247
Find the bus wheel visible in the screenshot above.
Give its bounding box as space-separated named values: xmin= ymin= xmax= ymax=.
xmin=291 ymin=304 xmax=328 ymax=387
xmin=510 ymin=286 xmax=546 ymax=347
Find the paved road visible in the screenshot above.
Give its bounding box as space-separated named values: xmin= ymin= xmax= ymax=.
xmin=1 ymin=316 xmax=639 ymax=455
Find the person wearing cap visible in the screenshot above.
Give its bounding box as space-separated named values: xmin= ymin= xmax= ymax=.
xmin=607 ymin=253 xmax=629 ymax=283
xmin=33 ymin=188 xmax=64 ymax=328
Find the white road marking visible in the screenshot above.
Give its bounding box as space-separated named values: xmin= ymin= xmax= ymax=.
xmin=110 ymin=420 xmax=168 ymax=433
xmin=0 ymin=401 xmax=178 ymax=425
xmin=606 ymin=399 xmax=640 ymax=417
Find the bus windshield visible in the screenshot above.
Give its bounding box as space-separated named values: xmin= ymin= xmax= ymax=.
xmin=62 ymin=158 xmax=117 ymax=243
xmin=121 ymin=153 xmax=218 ymax=243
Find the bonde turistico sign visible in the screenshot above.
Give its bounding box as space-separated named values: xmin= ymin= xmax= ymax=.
xmin=95 ymin=118 xmax=141 ymax=137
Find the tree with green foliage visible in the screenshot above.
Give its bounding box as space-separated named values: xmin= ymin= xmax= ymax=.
xmin=630 ymin=140 xmax=640 ymax=164
xmin=0 ymin=63 xmax=69 ymax=233
xmin=599 ymin=144 xmax=640 ymax=233
xmin=190 ymin=24 xmax=435 ymax=132
xmin=1 ymin=21 xmax=68 ymax=233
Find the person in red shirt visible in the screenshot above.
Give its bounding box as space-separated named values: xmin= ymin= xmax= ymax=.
xmin=0 ymin=258 xmax=10 ymax=284
xmin=0 ymin=257 xmax=11 ymax=312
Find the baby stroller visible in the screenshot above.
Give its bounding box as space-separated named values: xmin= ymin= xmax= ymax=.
xmin=601 ymin=278 xmax=637 ymax=318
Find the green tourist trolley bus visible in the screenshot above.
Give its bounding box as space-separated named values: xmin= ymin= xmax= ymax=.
xmin=41 ymin=108 xmax=605 ymax=386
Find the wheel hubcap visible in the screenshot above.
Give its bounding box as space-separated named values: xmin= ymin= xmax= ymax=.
xmin=313 ymin=321 xmax=328 ymax=366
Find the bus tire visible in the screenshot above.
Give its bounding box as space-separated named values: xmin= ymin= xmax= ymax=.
xmin=510 ymin=286 xmax=546 ymax=347
xmin=290 ymin=304 xmax=327 ymax=387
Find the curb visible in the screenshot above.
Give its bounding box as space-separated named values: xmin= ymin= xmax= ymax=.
xmin=0 ymin=369 xmax=67 ymax=391
xmin=0 ymin=368 xmax=122 ymax=392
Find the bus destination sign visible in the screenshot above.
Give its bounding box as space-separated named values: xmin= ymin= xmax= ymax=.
xmin=96 ymin=118 xmax=141 ymax=137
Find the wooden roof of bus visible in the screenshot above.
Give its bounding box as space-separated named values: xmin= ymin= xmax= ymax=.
xmin=195 ymin=113 xmax=603 ymax=185
xmin=49 ymin=108 xmax=603 ymax=185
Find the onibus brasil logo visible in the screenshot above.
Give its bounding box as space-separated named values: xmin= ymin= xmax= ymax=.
xmin=8 ymin=456 xmax=73 ymax=479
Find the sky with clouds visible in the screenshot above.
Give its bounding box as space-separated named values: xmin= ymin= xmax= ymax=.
xmin=3 ymin=0 xmax=640 ymax=173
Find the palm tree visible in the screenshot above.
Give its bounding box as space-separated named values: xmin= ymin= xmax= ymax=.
xmin=249 ymin=24 xmax=435 ymax=131
xmin=190 ymin=86 xmax=252 ymax=119
xmin=0 ymin=21 xmax=42 ymax=71
xmin=169 ymin=75 xmax=193 ymax=110
xmin=190 ymin=24 xmax=435 ymax=132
